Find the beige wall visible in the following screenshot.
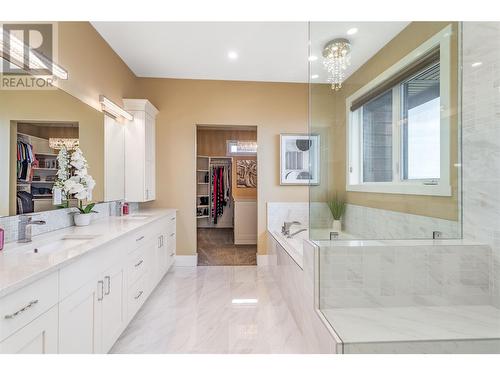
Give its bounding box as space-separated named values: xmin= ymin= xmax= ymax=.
xmin=0 ymin=89 xmax=104 ymax=216
xmin=319 ymin=22 xmax=459 ymax=221
xmin=196 ymin=128 xmax=257 ymax=200
xmin=57 ymin=22 xmax=138 ymax=111
xmin=136 ymin=78 xmax=308 ymax=255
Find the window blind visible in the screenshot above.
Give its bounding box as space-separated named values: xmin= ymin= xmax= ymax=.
xmin=350 ymin=47 xmax=440 ymax=112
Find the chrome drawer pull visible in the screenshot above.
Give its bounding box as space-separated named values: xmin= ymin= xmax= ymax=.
xmin=170 ymin=233 xmax=175 ymax=237
xmin=170 ymin=252 xmax=175 ymax=257
xmin=134 ymin=290 xmax=143 ymax=300
xmin=4 ymin=299 xmax=39 ymax=319
xmin=105 ymin=276 xmax=111 ymax=295
xmin=136 ymin=236 xmax=145 ymax=242
xmin=134 ymin=259 xmax=144 ymax=267
xmin=98 ymin=280 xmax=104 ymax=301
xmin=170 ymin=217 xmax=175 ymax=221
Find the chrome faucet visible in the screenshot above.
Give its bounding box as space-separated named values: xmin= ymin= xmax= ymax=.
xmin=18 ymin=216 xmax=46 ymax=243
xmin=287 ymin=228 xmax=307 ymax=239
xmin=281 ymin=221 xmax=301 ymax=236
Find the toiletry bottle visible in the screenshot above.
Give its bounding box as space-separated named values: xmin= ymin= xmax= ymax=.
xmin=0 ymin=227 xmax=4 ymax=251
xmin=123 ymin=203 xmax=129 ymax=215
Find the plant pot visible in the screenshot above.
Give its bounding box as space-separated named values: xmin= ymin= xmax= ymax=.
xmin=74 ymin=213 xmax=92 ymax=227
xmin=332 ymin=219 xmax=342 ymax=232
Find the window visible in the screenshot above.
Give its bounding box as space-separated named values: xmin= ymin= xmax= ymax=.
xmin=346 ymin=26 xmax=452 ymax=196
xmin=226 ymin=140 xmax=257 ymax=156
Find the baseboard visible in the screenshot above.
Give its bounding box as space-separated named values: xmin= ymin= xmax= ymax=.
xmin=175 ymin=254 xmax=198 ymax=267
xmin=257 ymin=254 xmax=270 ymax=266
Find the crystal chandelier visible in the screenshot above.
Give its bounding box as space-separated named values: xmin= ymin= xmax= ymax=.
xmin=49 ymin=138 xmax=79 ymax=150
xmin=322 ymin=38 xmax=351 ymax=91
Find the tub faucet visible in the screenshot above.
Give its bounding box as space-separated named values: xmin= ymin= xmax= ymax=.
xmin=281 ymin=221 xmax=301 ymax=236
xmin=287 ymin=228 xmax=307 ymax=239
xmin=18 ymin=216 xmax=46 ymax=243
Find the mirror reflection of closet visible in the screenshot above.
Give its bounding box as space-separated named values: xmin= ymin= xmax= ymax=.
xmin=14 ymin=121 xmax=79 ymax=215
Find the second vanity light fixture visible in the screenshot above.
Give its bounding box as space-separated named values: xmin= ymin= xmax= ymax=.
xmin=99 ymin=95 xmax=134 ymax=121
xmin=322 ymin=38 xmax=351 ymax=91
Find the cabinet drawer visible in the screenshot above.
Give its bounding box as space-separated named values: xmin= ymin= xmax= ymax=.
xmin=127 ymin=248 xmax=147 ymax=286
xmin=127 ymin=275 xmax=147 ymax=321
xmin=0 ymin=272 xmax=58 ymax=342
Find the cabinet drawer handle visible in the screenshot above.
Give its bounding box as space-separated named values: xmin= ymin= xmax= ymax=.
xmin=170 ymin=233 xmax=175 ymax=237
xmin=105 ymin=276 xmax=111 ymax=295
xmin=134 ymin=290 xmax=143 ymax=300
xmin=170 ymin=252 xmax=175 ymax=257
xmin=4 ymin=299 xmax=39 ymax=319
xmin=170 ymin=217 xmax=175 ymax=221
xmin=136 ymin=236 xmax=145 ymax=242
xmin=134 ymin=259 xmax=144 ymax=267
xmin=98 ymin=280 xmax=104 ymax=301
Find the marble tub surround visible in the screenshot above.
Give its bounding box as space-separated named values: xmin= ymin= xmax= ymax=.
xmin=0 ymin=208 xmax=176 ymax=298
xmin=267 ymin=233 xmax=340 ymax=353
xmin=0 ymin=201 xmax=140 ymax=244
xmin=341 ymin=204 xmax=460 ymax=240
xmin=314 ymin=238 xmax=500 ymax=353
xmin=267 ymin=202 xmax=309 ymax=233
xmin=111 ymin=266 xmax=306 ymax=354
xmin=317 ymin=239 xmax=492 ymax=309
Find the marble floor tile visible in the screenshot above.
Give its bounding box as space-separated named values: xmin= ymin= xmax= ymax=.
xmin=110 ymin=266 xmax=306 ymax=354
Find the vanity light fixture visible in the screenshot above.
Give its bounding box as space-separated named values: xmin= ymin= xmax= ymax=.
xmin=0 ymin=29 xmax=68 ymax=80
xmin=99 ymin=95 xmax=134 ymax=121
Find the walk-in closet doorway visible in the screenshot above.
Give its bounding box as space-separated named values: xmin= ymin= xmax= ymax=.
xmin=195 ymin=125 xmax=258 ymax=266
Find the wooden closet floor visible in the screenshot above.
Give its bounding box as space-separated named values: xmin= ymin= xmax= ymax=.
xmin=197 ymin=228 xmax=257 ymax=266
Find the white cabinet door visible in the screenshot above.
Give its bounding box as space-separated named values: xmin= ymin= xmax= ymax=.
xmin=124 ymin=110 xmax=146 ymax=202
xmin=145 ymin=113 xmax=156 ymax=201
xmin=101 ymin=264 xmax=125 ymax=353
xmin=58 ymin=278 xmax=102 ymax=354
xmin=104 ymin=114 xmax=125 ymax=201
xmin=0 ymin=306 xmax=58 ymax=354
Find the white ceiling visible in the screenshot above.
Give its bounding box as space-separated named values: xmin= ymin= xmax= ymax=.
xmin=92 ymin=22 xmax=409 ymax=83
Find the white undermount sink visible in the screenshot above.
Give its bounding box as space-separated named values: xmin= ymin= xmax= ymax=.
xmin=27 ymin=234 xmax=100 ymax=255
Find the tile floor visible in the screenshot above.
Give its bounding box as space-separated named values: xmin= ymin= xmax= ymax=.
xmin=197 ymin=228 xmax=257 ymax=266
xmin=111 ymin=266 xmax=305 ymax=353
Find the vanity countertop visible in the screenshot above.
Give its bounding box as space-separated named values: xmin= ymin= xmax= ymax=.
xmin=0 ymin=208 xmax=177 ymax=298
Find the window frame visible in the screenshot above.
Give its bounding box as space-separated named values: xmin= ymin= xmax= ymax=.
xmin=346 ymin=25 xmax=452 ymax=197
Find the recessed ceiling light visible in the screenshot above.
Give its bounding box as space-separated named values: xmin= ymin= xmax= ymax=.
xmin=347 ymin=27 xmax=358 ymax=35
xmin=228 ymin=51 xmax=238 ymax=60
xmin=471 ymin=61 xmax=482 ymax=68
xmin=308 ymin=55 xmax=318 ymax=62
xmin=311 ymin=74 xmax=319 ymax=79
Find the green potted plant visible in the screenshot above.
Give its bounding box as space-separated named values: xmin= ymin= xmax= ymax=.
xmin=74 ymin=202 xmax=98 ymax=226
xmin=328 ymin=195 xmax=345 ymax=232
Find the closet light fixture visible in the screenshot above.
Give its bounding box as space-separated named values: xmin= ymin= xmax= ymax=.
xmin=99 ymin=95 xmax=133 ymax=121
xmin=49 ymin=138 xmax=79 ymax=150
xmin=0 ymin=29 xmax=68 ymax=80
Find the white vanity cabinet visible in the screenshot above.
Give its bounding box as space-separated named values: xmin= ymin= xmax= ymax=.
xmin=0 ymin=211 xmax=177 ymax=354
xmin=0 ymin=272 xmax=59 ymax=354
xmin=123 ymin=99 xmax=159 ymax=203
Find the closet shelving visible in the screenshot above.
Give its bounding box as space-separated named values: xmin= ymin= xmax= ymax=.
xmin=196 ymin=156 xmax=210 ymax=219
xmin=196 ymin=155 xmax=233 ymax=228
xmin=16 ymin=132 xmax=59 ymax=214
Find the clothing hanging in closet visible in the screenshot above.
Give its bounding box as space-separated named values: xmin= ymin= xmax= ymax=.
xmin=211 ymin=164 xmax=231 ymax=224
xmin=17 ymin=140 xmax=36 ymax=182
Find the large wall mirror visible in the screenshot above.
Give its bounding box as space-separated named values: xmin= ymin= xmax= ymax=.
xmin=0 ymin=87 xmax=105 ymax=218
